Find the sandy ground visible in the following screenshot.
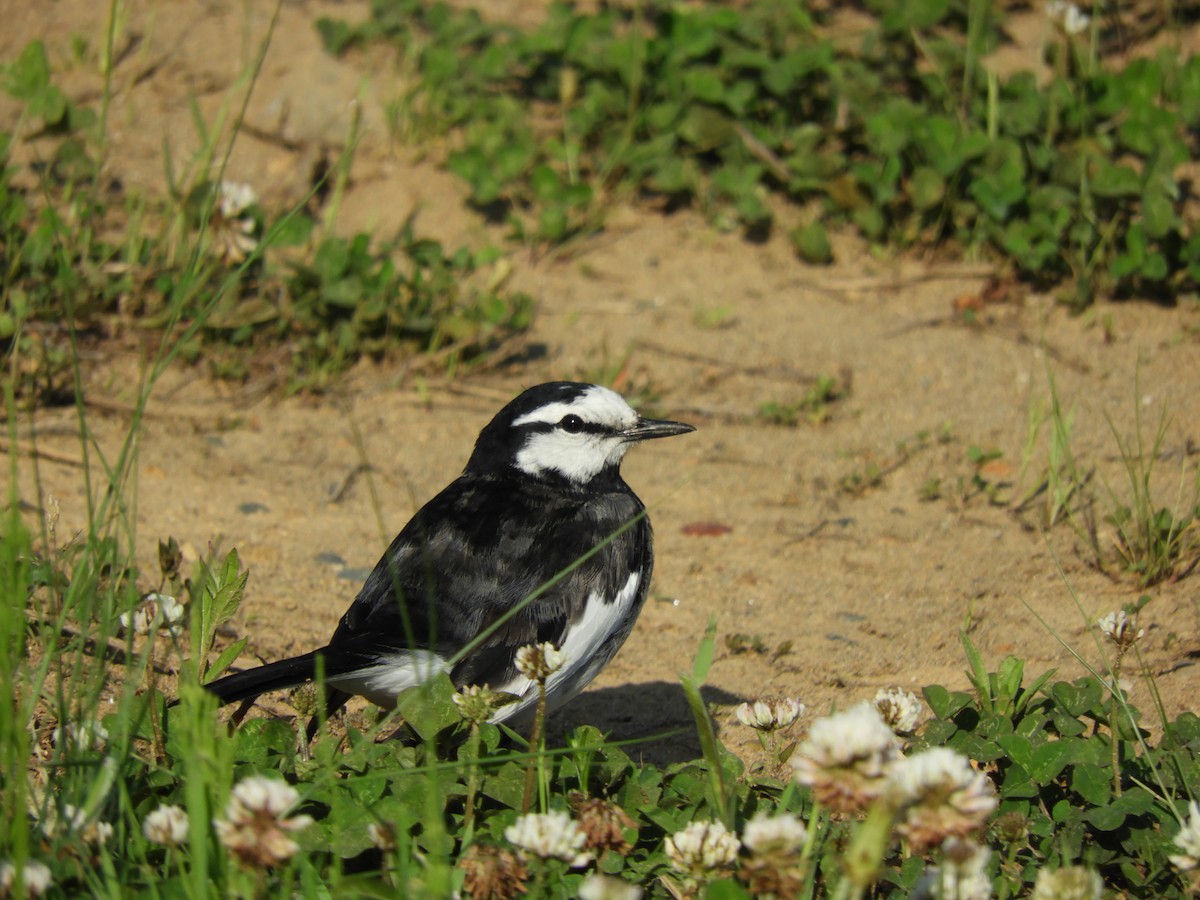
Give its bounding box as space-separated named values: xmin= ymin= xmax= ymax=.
xmin=5 ymin=1 xmax=1200 ymax=765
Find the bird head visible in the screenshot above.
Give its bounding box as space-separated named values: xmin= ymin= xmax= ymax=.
xmin=466 ymin=382 xmax=694 ymax=486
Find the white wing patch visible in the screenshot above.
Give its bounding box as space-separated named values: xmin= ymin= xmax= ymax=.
xmin=329 ymin=649 xmax=450 ymax=709
xmin=492 ymin=571 xmax=642 ymax=723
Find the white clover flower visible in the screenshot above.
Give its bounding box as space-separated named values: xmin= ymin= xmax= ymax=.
xmin=1030 ymin=865 xmax=1102 ymax=899
xmin=736 ymin=698 xmax=805 ymax=732
xmin=514 ymin=642 xmax=566 ymax=681
xmin=0 ymin=859 xmax=53 ymax=897
xmin=120 ymin=593 xmax=185 ymax=638
xmin=47 ymin=804 xmax=113 ymax=847
xmin=736 ymin=701 xmax=773 ymax=729
xmin=664 ymin=820 xmax=740 ymax=878
xmin=914 ymin=838 xmax=993 ymax=900
xmin=52 ymin=719 xmax=108 ymax=750
xmin=791 ymin=703 xmax=902 ymax=813
xmin=1097 ymin=610 xmax=1144 ymax=648
xmin=1062 ymin=5 xmax=1090 ymax=33
xmin=874 ymin=687 xmax=923 ymax=735
xmin=212 ymin=181 xmax=260 ymax=264
xmin=214 ymin=775 xmax=313 ymax=868
xmin=889 ymin=748 xmax=997 ymax=850
xmin=218 ymin=181 xmax=258 ymax=219
xmin=504 ymin=811 xmax=590 ymax=866
xmin=1170 ymin=800 xmax=1200 ymax=870
xmin=739 ymin=812 xmax=810 ymax=896
xmin=577 ymin=873 xmax=643 ymax=900
xmin=741 ymin=811 xmax=808 ymax=856
xmin=143 ymin=804 xmax=189 ymax=846
xmin=1046 ymin=0 xmax=1090 ymax=35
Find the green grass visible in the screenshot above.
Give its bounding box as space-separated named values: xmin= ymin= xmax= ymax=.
xmin=1011 ymin=367 xmax=1200 ymax=587
xmin=758 ymin=374 xmax=847 ymax=427
xmin=1103 ymin=399 xmax=1200 ymax=587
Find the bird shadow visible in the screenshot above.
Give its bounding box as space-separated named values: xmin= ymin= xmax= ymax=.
xmin=548 ymin=681 xmax=748 ymax=768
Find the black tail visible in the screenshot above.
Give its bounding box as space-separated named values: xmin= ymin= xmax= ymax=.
xmin=204 ymin=647 xmax=373 ymax=739
xmin=205 ymin=651 xmax=322 ymax=705
xmin=204 ymin=651 xmax=354 ymax=738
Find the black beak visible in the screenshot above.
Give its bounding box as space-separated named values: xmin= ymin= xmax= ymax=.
xmin=621 ymin=416 xmax=696 ymax=442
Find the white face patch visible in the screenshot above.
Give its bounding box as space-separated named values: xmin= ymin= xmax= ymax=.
xmin=513 ymin=385 xmax=640 ymax=483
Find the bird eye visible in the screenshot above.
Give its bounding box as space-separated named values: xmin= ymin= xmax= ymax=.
xmin=560 ymin=414 xmax=585 ymax=433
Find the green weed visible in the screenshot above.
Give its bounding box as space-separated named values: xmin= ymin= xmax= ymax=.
xmin=1104 ymin=402 xmax=1200 ymax=587
xmin=759 ymin=374 xmax=846 ymax=427
xmin=1015 ymin=368 xmax=1092 ymax=530
xmin=319 ymin=0 xmax=1200 ymax=303
xmin=1015 ymin=369 xmax=1198 ymax=586
xmin=0 ymin=38 xmax=533 ymax=397
xmin=959 ymin=445 xmax=1011 ymax=506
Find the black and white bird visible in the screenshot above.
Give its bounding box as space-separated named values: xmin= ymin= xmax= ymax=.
xmin=205 ymin=381 xmax=694 ymax=728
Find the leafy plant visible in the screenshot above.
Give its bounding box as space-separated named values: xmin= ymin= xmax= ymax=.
xmin=962 ymin=444 xmax=1012 ymax=506
xmin=318 ymin=0 xmax=1200 ymax=303
xmin=280 ymin=224 xmax=534 ymax=391
xmin=186 ymin=547 xmax=249 ymax=686
xmin=0 ymin=39 xmax=534 ymax=397
xmin=921 ymin=637 xmax=1197 ymax=897
xmin=1104 ymin=402 xmax=1200 ymax=586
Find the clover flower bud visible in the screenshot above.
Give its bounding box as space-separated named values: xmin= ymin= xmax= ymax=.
xmin=736 ymin=697 xmax=805 ymax=732
xmin=1097 ymin=610 xmax=1144 ymax=648
xmin=514 ymin=643 xmax=566 ymax=681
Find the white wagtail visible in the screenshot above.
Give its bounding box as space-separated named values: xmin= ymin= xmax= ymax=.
xmin=205 ymin=381 xmax=694 ymax=728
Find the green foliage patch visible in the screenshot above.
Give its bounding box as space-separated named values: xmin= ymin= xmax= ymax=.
xmin=5 ymin=496 xmax=1200 ymax=896
xmin=0 ymin=42 xmax=532 ymax=397
xmin=320 ymin=0 xmax=1200 ymax=304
